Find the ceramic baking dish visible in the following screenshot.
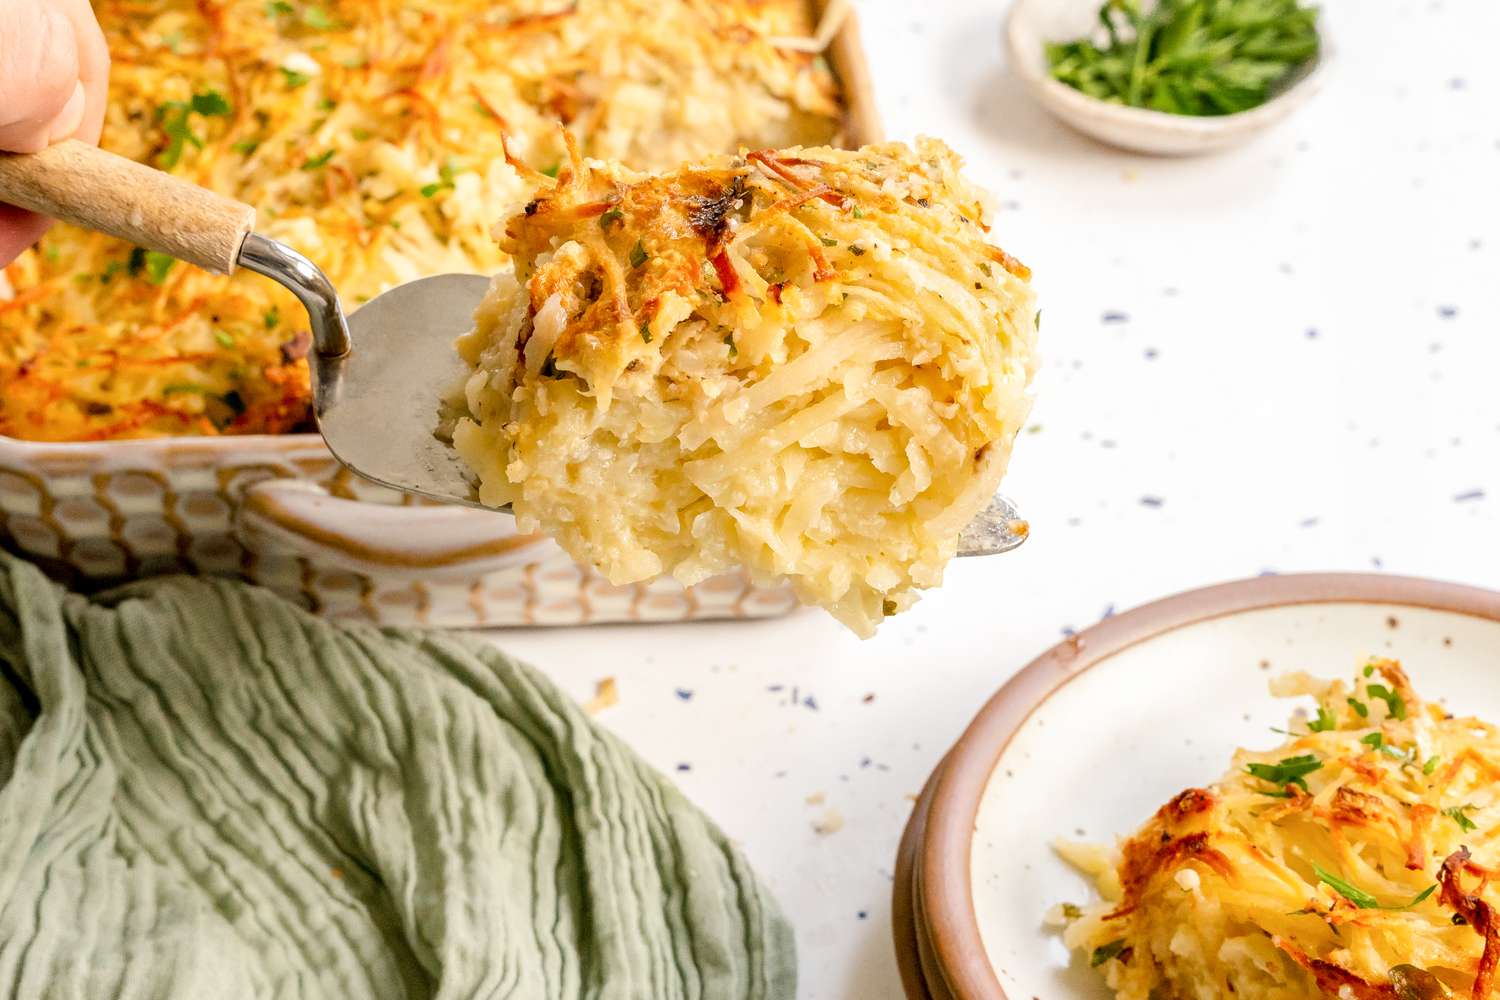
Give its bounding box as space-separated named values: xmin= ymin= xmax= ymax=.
xmin=0 ymin=1 xmax=881 ymax=628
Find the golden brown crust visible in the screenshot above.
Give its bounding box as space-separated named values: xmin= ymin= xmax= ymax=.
xmin=1440 ymin=848 xmax=1500 ymax=1000
xmin=1106 ymin=791 xmax=1233 ymax=921
xmin=1274 ymin=939 xmax=1398 ymax=1000
xmin=498 ymin=141 xmax=1030 ymax=403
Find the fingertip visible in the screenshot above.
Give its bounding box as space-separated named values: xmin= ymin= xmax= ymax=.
xmin=0 ymin=0 xmax=83 ymax=153
xmin=47 ymin=82 xmax=88 ymax=143
xmin=51 ymin=0 xmax=110 ymax=144
xmin=0 ymin=205 xmax=53 ymax=267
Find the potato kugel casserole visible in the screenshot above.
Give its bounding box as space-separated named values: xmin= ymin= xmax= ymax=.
xmin=451 ymin=138 xmax=1038 ymax=635
xmin=0 ymin=0 xmax=843 ymax=440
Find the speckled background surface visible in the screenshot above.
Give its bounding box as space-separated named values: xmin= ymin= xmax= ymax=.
xmin=487 ymin=1 xmax=1500 ymax=995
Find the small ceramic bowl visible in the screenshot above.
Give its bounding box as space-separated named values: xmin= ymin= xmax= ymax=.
xmin=1004 ymin=0 xmax=1331 ymax=155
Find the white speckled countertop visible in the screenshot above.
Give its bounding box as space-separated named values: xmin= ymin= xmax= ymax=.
xmin=487 ymin=1 xmax=1500 ymax=995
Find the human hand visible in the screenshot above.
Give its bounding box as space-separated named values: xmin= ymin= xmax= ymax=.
xmin=0 ymin=0 xmax=109 ymax=264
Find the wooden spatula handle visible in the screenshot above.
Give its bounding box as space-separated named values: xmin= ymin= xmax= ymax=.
xmin=0 ymin=139 xmax=255 ymax=274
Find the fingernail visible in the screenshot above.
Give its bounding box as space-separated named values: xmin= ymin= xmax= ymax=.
xmin=46 ymin=82 xmax=88 ymax=143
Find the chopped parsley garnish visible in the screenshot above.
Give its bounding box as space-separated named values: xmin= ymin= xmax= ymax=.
xmin=819 ymin=237 xmax=838 ymax=247
xmin=629 ymin=240 xmax=648 ymax=268
xmin=418 ymin=161 xmax=461 ymax=197
xmin=882 ymin=599 xmax=898 ymax=616
xmin=1445 ymin=805 xmax=1479 ymax=832
xmin=599 ymin=208 xmax=624 ymax=229
xmin=1366 ymin=683 xmax=1407 ymax=720
xmin=231 ymin=139 xmax=262 ymax=156
xmin=1360 ymin=732 xmax=1417 ymax=765
xmin=540 ymin=161 xmax=561 ymax=178
xmin=1423 ymin=755 xmax=1442 ymax=776
xmin=723 ymin=333 xmax=737 ymax=357
xmin=1045 ymin=0 xmax=1320 ymax=117
xmin=1313 ymin=864 xmax=1437 ymax=910
xmin=191 ymin=91 xmax=231 ymax=116
xmin=1363 ymin=663 xmax=1376 ymax=677
xmin=301 ymin=5 xmax=336 ymax=29
xmin=266 ymin=0 xmax=336 ymax=29
xmin=154 ymin=90 xmax=232 ymax=168
xmin=848 ymin=244 xmax=866 ymax=256
xmin=214 ymin=330 xmax=235 ymax=348
xmin=978 ymin=261 xmax=992 ymax=277
xmin=852 ymin=206 xmax=864 ymax=219
xmin=280 ymin=67 xmax=312 ymax=89
xmin=1307 ymin=704 xmax=1337 ymax=732
xmin=143 ymin=251 xmax=177 ymax=285
xmin=1060 ymin=903 xmax=1083 ymax=920
xmin=163 ymin=383 xmax=207 ymax=395
xmin=1347 ymin=697 xmax=1369 ymax=718
xmin=264 ymin=307 xmax=280 ymax=329
xmin=639 ymin=322 xmax=652 ymax=343
xmin=99 ymin=260 xmax=125 ymax=284
xmin=301 ymin=149 xmax=335 ymax=171
xmin=1090 ymin=940 xmax=1127 ymax=967
xmin=1245 ymin=754 xmax=1321 ymax=792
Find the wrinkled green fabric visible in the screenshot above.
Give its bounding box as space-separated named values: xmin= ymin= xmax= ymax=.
xmin=0 ymin=553 xmax=794 ymax=999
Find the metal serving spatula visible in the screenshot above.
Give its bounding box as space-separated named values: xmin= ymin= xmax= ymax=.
xmin=0 ymin=141 xmax=1028 ymax=556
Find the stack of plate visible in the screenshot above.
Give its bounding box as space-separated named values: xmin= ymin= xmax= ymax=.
xmin=891 ymin=574 xmax=1500 ymax=999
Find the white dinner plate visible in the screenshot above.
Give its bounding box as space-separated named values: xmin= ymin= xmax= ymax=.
xmin=905 ymin=574 xmax=1500 ymax=999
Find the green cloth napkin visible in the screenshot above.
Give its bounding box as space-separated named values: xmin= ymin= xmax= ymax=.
xmin=0 ymin=552 xmax=795 ymax=999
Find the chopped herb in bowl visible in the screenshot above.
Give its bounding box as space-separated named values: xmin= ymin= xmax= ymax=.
xmin=1046 ymin=0 xmax=1320 ymax=116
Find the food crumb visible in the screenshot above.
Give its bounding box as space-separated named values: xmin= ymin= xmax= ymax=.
xmin=585 ymin=677 xmax=619 ymax=715
xmin=1387 ymin=615 xmax=1400 ymax=629
xmin=806 ymin=792 xmax=826 ymax=806
xmin=812 ymin=808 xmax=844 ymax=835
xmin=330 ymin=867 xmax=343 ymax=880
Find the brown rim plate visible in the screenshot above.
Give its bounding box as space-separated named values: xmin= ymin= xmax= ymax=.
xmin=914 ymin=572 xmax=1500 ymax=999
xmin=894 ymin=763 xmax=940 ymax=1000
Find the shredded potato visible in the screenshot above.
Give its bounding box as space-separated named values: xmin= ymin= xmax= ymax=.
xmin=1060 ymin=660 xmax=1500 ymax=1000
xmin=0 ymin=0 xmax=841 ymax=441
xmin=451 ymin=138 xmax=1038 ymax=636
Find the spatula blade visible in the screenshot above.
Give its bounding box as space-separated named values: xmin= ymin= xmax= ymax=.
xmin=314 ymin=272 xmax=492 ymax=507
